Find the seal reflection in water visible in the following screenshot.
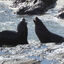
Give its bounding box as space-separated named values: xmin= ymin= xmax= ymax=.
xmin=33 ymin=17 xmax=64 ymax=44
xmin=0 ymin=18 xmax=28 ymax=47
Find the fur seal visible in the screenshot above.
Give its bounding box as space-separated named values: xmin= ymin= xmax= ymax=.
xmin=33 ymin=17 xmax=64 ymax=44
xmin=0 ymin=18 xmax=28 ymax=47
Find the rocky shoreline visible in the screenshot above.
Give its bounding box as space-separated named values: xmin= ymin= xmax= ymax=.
xmin=13 ymin=0 xmax=57 ymax=15
xmin=0 ymin=57 xmax=40 ymax=64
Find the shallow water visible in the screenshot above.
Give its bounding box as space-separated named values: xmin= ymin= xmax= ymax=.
xmin=0 ymin=0 xmax=64 ymax=64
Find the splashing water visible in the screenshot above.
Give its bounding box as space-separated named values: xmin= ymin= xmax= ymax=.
xmin=0 ymin=0 xmax=64 ymax=64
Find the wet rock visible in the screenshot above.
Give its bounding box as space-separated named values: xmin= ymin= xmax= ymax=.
xmin=0 ymin=58 xmax=40 ymax=64
xmin=43 ymin=0 xmax=57 ymax=7
xmin=58 ymin=12 xmax=64 ymax=19
xmin=13 ymin=0 xmax=57 ymax=15
xmin=13 ymin=0 xmax=26 ymax=7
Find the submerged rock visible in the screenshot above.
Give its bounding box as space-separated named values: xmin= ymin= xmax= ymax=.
xmin=13 ymin=0 xmax=57 ymax=15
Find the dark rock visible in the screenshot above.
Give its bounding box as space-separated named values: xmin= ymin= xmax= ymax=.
xmin=13 ymin=0 xmax=57 ymax=15
xmin=33 ymin=17 xmax=64 ymax=44
xmin=43 ymin=0 xmax=57 ymax=7
xmin=58 ymin=12 xmax=64 ymax=19
xmin=0 ymin=18 xmax=28 ymax=47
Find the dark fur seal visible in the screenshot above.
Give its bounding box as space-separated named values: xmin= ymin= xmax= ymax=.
xmin=33 ymin=17 xmax=64 ymax=44
xmin=0 ymin=18 xmax=28 ymax=47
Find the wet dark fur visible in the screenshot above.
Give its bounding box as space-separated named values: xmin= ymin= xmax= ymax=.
xmin=33 ymin=17 xmax=64 ymax=44
xmin=0 ymin=18 xmax=28 ymax=47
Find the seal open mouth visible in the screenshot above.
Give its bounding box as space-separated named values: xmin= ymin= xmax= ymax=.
xmin=33 ymin=17 xmax=38 ymax=23
xmin=33 ymin=17 xmax=40 ymax=24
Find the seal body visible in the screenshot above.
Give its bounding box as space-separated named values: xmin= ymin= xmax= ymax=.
xmin=33 ymin=17 xmax=64 ymax=44
xmin=0 ymin=18 xmax=28 ymax=47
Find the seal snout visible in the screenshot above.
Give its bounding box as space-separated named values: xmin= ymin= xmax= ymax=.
xmin=22 ymin=18 xmax=25 ymax=21
xmin=22 ymin=18 xmax=27 ymax=24
xmin=33 ymin=17 xmax=38 ymax=23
